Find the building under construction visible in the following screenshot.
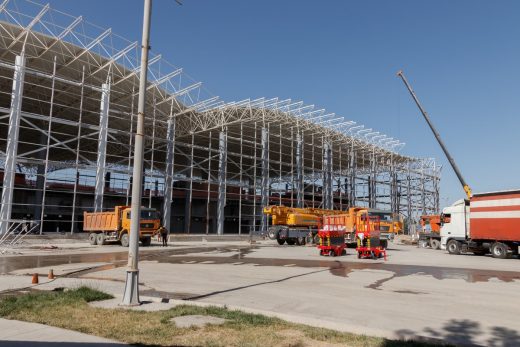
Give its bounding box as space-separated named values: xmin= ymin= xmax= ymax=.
xmin=0 ymin=1 xmax=441 ymax=236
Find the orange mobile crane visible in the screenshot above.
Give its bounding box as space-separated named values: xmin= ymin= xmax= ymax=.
xmin=263 ymin=205 xmax=343 ymax=245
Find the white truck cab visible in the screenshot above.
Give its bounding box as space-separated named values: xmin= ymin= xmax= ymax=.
xmin=440 ymin=199 xmax=470 ymax=250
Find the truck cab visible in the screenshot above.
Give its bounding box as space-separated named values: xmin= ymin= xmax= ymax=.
xmin=440 ymin=199 xmax=470 ymax=250
xmin=122 ymin=207 xmax=161 ymax=237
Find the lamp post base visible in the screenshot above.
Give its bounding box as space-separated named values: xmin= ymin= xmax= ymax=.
xmin=121 ymin=269 xmax=140 ymax=306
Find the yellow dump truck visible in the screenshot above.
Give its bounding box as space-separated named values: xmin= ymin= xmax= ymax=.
xmin=83 ymin=205 xmax=161 ymax=247
xmin=263 ymin=205 xmax=343 ymax=245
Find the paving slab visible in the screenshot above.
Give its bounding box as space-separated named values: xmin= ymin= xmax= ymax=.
xmin=170 ymin=315 xmax=227 ymax=328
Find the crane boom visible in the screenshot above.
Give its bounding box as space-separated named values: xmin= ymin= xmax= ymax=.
xmin=396 ymin=70 xmax=472 ymax=199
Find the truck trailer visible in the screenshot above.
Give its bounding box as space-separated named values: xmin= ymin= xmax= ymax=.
xmin=83 ymin=205 xmax=161 ymax=247
xmin=441 ymin=190 xmax=520 ymax=258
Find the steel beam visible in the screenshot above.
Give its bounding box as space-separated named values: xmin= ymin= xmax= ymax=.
xmin=0 ymin=55 xmax=25 ymax=235
xmin=94 ymin=82 xmax=110 ymax=212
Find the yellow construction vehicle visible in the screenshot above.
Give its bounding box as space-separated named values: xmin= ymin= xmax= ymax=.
xmin=336 ymin=207 xmax=402 ymax=248
xmin=83 ymin=205 xmax=161 ymax=247
xmin=263 ymin=205 xmax=343 ymax=245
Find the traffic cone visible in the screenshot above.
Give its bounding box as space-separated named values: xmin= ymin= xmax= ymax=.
xmin=31 ymin=273 xmax=39 ymax=284
xmin=48 ymin=269 xmax=55 ymax=280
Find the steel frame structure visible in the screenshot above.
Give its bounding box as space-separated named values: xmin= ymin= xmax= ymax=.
xmin=0 ymin=0 xmax=440 ymax=235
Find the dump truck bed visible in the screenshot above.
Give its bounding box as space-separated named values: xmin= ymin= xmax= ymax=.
xmin=83 ymin=211 xmax=119 ymax=232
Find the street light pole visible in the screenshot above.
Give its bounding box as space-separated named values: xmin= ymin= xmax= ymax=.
xmin=122 ymin=0 xmax=152 ymax=306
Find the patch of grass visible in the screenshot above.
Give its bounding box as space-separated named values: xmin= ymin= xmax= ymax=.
xmin=0 ymin=287 xmax=112 ymax=316
xmin=0 ymin=288 xmax=445 ymax=347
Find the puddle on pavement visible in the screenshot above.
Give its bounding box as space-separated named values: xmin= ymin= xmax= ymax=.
xmin=150 ymin=255 xmax=520 ymax=288
xmin=329 ymin=261 xmax=520 ymax=288
xmin=0 ymin=246 xmax=257 ymax=275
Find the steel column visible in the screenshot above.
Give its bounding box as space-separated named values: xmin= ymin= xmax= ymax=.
xmin=94 ymin=82 xmax=110 ymax=212
xmin=216 ymin=130 xmax=227 ymax=235
xmin=70 ymin=66 xmax=86 ymax=233
xmin=184 ymin=133 xmax=194 ymax=233
xmin=295 ymin=132 xmax=303 ymax=208
xmin=323 ymin=141 xmax=333 ymax=210
xmin=162 ymin=115 xmax=176 ymax=232
xmin=206 ymin=131 xmax=213 ymax=235
xmin=238 ymin=124 xmax=243 ymax=234
xmin=349 ymin=142 xmax=356 ymax=207
xmin=260 ymin=127 xmax=269 ymax=233
xmin=0 ymin=55 xmax=26 ymax=235
xmin=369 ymin=148 xmax=376 ymax=208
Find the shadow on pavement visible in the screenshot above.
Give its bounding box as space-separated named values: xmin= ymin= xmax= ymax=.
xmin=392 ymin=319 xmax=520 ymax=347
xmin=185 ymin=268 xmax=330 ymax=300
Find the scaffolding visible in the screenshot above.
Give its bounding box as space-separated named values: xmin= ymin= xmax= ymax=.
xmin=0 ymin=0 xmax=440 ymax=235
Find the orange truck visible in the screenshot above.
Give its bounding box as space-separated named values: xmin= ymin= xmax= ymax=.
xmin=418 ymin=215 xmax=442 ymax=249
xmin=83 ymin=205 xmax=161 ymax=247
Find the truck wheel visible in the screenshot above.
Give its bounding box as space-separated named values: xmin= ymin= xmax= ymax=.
xmin=96 ymin=233 xmax=105 ymax=246
xmin=121 ymin=233 xmax=130 ymax=247
xmin=447 ymin=240 xmax=461 ymax=255
xmin=89 ymin=233 xmax=97 ymax=245
xmin=296 ymin=237 xmax=306 ymax=246
xmin=380 ymin=239 xmax=388 ymax=249
xmin=276 ymin=238 xmax=285 ymax=245
xmin=286 ymin=239 xmax=296 ymax=246
xmin=430 ymin=239 xmax=441 ymax=250
xmin=491 ymin=242 xmax=510 ymax=259
xmin=268 ymin=229 xmax=277 ymax=240
xmin=141 ymin=237 xmax=151 ymax=247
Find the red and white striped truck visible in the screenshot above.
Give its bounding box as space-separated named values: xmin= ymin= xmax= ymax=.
xmin=440 ymin=189 xmax=520 ymax=259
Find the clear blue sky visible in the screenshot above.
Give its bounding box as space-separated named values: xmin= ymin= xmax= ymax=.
xmin=44 ymin=0 xmax=520 ymax=207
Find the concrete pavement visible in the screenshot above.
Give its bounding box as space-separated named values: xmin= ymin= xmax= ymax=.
xmin=0 ymin=318 xmax=125 ymax=346
xmin=1 ymin=240 xmax=520 ymax=346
